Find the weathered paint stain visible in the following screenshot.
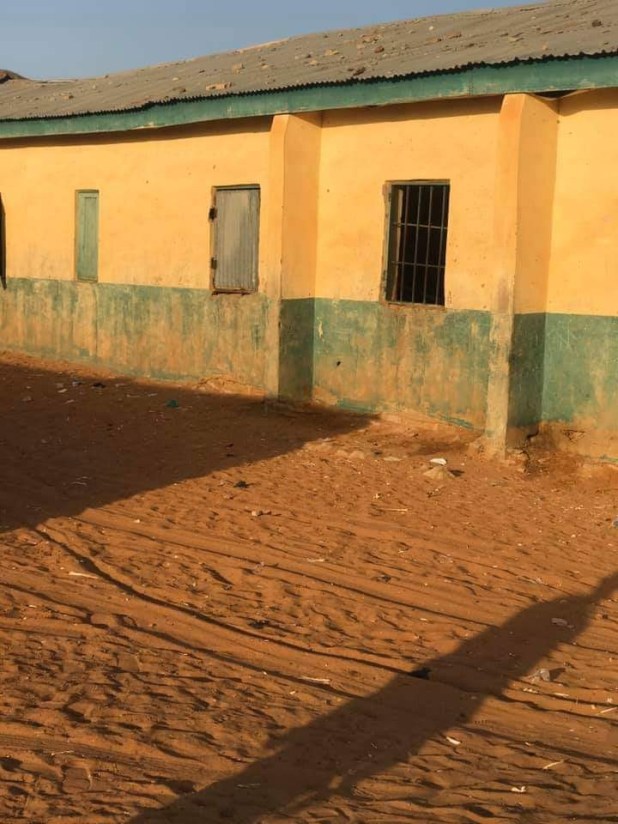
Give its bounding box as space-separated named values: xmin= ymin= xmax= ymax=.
xmin=308 ymin=299 xmax=491 ymax=427
xmin=543 ymin=313 xmax=618 ymax=429
xmin=279 ymin=298 xmax=315 ymax=401
xmin=0 ymin=278 xmax=271 ymax=390
xmin=2 ymin=278 xmax=618 ymax=459
xmin=508 ymin=312 xmax=546 ymax=429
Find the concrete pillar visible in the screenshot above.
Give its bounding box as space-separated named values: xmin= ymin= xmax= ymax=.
xmin=263 ymin=112 xmax=322 ymax=400
xmin=484 ymin=93 xmax=558 ymax=455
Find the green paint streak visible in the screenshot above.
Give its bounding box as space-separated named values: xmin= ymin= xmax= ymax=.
xmin=543 ymin=313 xmax=618 ymax=425
xmin=0 ymin=277 xmax=270 ymax=388
xmin=1 ymin=56 xmax=617 ymax=139
xmin=309 ymin=298 xmax=491 ymax=427
xmin=508 ymin=312 xmax=546 ymax=428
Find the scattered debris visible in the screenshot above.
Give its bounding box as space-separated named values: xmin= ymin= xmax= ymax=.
xmin=62 ymin=762 xmax=93 ymax=793
xmin=511 ymin=786 xmax=527 ymax=794
xmin=165 ymin=399 xmax=180 ymax=409
xmin=89 ymin=613 xmax=117 ymax=628
xmin=527 ymin=668 xmax=552 ymax=684
xmin=410 ymin=667 xmax=432 ymax=680
xmin=234 ymin=480 xmax=250 ymax=489
xmin=301 ymin=677 xmax=332 ymax=685
xmin=424 ymin=462 xmax=455 ymax=481
xmin=445 ymin=736 xmax=462 ymax=747
xmin=542 ymin=760 xmax=564 ymax=770
xmin=68 ymin=572 xmax=98 ymax=580
xmin=551 ymin=618 xmax=569 ymax=627
xmin=117 ymin=651 xmax=140 ymax=673
xmin=206 ymin=81 xmax=232 ymax=91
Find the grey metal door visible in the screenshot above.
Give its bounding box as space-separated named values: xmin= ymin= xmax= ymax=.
xmin=212 ymin=186 xmax=260 ymax=291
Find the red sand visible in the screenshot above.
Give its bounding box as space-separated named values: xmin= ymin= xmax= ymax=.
xmin=0 ymin=352 xmax=616 ymax=823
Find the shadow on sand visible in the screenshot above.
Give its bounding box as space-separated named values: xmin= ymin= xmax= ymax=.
xmin=0 ymin=356 xmax=368 ymax=533
xmin=129 ymin=573 xmax=618 ymax=822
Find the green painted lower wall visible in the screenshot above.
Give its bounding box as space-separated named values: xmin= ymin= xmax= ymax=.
xmin=504 ymin=311 xmax=618 ymax=458
xmin=509 ymin=312 xmax=547 ymax=429
xmin=543 ymin=313 xmax=618 ymax=428
xmin=279 ymin=298 xmax=315 ymax=402
xmin=307 ymin=299 xmax=492 ymax=428
xmin=0 ymin=277 xmax=270 ymax=389
xmin=2 ymin=280 xmax=616 ymax=451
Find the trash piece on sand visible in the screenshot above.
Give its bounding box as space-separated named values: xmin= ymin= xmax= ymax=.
xmin=424 ymin=464 xmax=455 ymax=481
xmin=527 ymin=667 xmax=552 ymax=683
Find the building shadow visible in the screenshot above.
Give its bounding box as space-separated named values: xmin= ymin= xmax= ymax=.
xmin=0 ymin=357 xmax=367 ymax=533
xmin=129 ymin=572 xmax=618 ymax=823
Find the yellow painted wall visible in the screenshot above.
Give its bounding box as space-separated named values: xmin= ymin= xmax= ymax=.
xmin=280 ymin=114 xmax=322 ymax=300
xmin=0 ymin=118 xmax=272 ymax=289
xmin=265 ymin=113 xmax=322 ymax=301
xmin=315 ymin=98 xmax=501 ymax=308
xmin=548 ymin=89 xmax=618 ymax=317
xmin=513 ymin=96 xmax=558 ymax=314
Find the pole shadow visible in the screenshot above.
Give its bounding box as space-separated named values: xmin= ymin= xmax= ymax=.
xmin=129 ymin=573 xmax=618 ymax=823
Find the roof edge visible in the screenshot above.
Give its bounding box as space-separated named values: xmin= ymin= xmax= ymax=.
xmin=0 ymin=54 xmax=616 ymax=140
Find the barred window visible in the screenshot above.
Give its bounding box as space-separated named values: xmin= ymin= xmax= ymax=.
xmin=384 ymin=182 xmax=450 ymax=306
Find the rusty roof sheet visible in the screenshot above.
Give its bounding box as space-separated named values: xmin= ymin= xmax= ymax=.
xmin=0 ymin=0 xmax=617 ymax=121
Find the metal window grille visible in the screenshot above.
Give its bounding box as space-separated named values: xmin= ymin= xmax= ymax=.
xmin=385 ymin=182 xmax=450 ymax=306
xmin=210 ymin=186 xmax=260 ymax=292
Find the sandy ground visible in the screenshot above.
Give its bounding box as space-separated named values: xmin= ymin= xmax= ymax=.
xmin=0 ymin=351 xmax=616 ymax=824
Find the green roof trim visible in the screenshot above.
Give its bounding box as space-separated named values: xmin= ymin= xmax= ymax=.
xmin=0 ymin=55 xmax=616 ymax=139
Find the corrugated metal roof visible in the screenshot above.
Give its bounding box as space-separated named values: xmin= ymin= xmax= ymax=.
xmin=0 ymin=0 xmax=617 ymax=122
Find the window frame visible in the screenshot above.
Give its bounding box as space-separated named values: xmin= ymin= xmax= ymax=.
xmin=75 ymin=188 xmax=100 ymax=283
xmin=381 ymin=180 xmax=451 ymax=309
xmin=209 ymin=184 xmax=261 ymax=294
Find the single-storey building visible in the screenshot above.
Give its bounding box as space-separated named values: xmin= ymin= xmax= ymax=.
xmin=0 ymin=0 xmax=617 ymax=458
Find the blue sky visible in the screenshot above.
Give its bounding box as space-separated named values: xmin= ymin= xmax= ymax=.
xmin=2 ymin=0 xmax=526 ymax=79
